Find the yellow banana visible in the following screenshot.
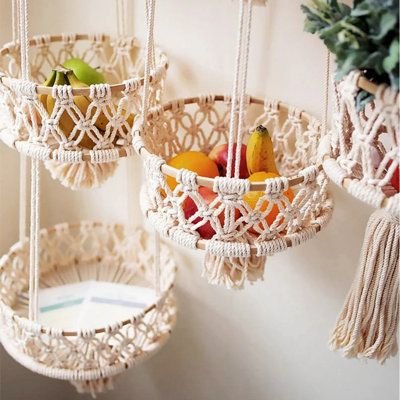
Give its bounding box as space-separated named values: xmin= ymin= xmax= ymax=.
xmin=39 ymin=70 xmax=56 ymax=110
xmin=66 ymin=70 xmax=109 ymax=132
xmin=47 ymin=71 xmax=76 ymax=138
xmin=246 ymin=125 xmax=279 ymax=175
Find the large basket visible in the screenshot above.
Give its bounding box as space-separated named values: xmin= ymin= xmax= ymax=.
xmin=0 ymin=33 xmax=168 ymax=189
xmin=134 ymin=95 xmax=333 ymax=287
xmin=320 ymin=71 xmax=399 ymax=215
xmin=0 ymin=221 xmax=177 ymax=396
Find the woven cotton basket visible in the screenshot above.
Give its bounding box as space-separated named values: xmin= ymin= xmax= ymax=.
xmin=319 ymin=71 xmax=399 ymax=363
xmin=0 ymin=33 xmax=167 ymax=189
xmin=134 ymin=95 xmax=333 ymax=288
xmin=320 ymin=71 xmax=399 ymax=214
xmin=0 ymin=221 xmax=177 ymax=396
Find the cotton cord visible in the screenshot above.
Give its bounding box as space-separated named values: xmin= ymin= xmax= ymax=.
xmin=234 ymin=0 xmax=253 ymax=178
xmin=19 ymin=155 xmax=27 ymax=241
xmin=116 ymin=0 xmax=128 ymax=38
xmin=141 ymin=0 xmax=161 ymax=295
xmin=17 ymin=0 xmax=39 ymax=321
xmin=141 ymin=0 xmax=156 ymax=121
xmin=322 ymin=50 xmax=331 ymax=136
xmin=226 ymin=0 xmax=246 ymax=179
xmin=28 ymin=158 xmax=40 ymax=321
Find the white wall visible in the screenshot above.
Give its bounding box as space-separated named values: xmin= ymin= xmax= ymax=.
xmin=0 ymin=1 xmax=398 ymax=399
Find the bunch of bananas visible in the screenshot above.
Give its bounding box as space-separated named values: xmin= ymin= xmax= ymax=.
xmin=40 ymin=58 xmax=134 ymax=150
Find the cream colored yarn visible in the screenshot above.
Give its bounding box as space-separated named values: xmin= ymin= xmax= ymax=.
xmin=0 ymin=33 xmax=167 ymax=189
xmin=320 ymin=70 xmax=399 ymax=363
xmin=136 ymin=96 xmax=333 ymax=289
xmin=0 ymin=222 xmax=177 ymax=396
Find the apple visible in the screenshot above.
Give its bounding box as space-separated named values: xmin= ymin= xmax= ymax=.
xmin=183 ymin=187 xmax=220 ymax=239
xmin=386 ymin=160 xmax=399 ymax=192
xmin=183 ymin=186 xmax=241 ymax=239
xmin=209 ymin=143 xmax=249 ymax=178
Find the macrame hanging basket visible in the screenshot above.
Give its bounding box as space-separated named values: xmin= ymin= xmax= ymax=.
xmin=319 ymin=70 xmax=399 ymax=363
xmin=0 ymin=33 xmax=168 ymax=190
xmin=135 ymin=95 xmax=333 ymax=289
xmin=0 ymin=221 xmax=177 ymax=396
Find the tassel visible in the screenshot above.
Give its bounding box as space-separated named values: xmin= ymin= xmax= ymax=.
xmin=330 ymin=209 xmax=399 ymax=363
xmin=202 ymin=232 xmax=266 ymax=289
xmin=70 ymin=377 xmax=114 ymax=398
xmin=44 ymin=160 xmax=118 ymax=190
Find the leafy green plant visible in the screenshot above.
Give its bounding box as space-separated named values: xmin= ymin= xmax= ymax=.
xmin=301 ymin=0 xmax=399 ymax=108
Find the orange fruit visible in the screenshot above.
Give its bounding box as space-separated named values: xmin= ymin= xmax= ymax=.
xmin=244 ymin=171 xmax=294 ymax=229
xmin=166 ymin=151 xmax=219 ymax=190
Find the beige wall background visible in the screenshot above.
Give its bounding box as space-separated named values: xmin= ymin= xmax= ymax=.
xmin=0 ymin=0 xmax=398 ymax=399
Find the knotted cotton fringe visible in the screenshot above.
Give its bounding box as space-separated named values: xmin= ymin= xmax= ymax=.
xmin=203 ymin=233 xmax=266 ymax=290
xmin=45 ymin=160 xmax=118 ymax=190
xmin=70 ymin=377 xmax=114 ymax=398
xmin=330 ymin=209 xmax=399 ymax=363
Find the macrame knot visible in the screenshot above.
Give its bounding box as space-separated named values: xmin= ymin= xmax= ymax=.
xmin=256 ymin=237 xmax=288 ymax=256
xmin=52 ymin=148 xmax=83 ymax=163
xmin=264 ymin=99 xmax=279 ymax=118
xmin=61 ymin=33 xmax=77 ymax=45
xmin=52 ymin=84 xmax=74 ymax=105
xmin=198 ymin=94 xmax=215 ymax=109
xmin=170 ymin=99 xmax=185 ymax=115
xmin=340 ymin=70 xmax=361 ymax=100
xmin=89 ymin=83 xmax=111 ymax=104
xmin=287 ymin=107 xmax=302 ymax=126
xmin=88 ymin=33 xmax=104 ymax=47
xmin=123 ymin=77 xmax=141 ymax=94
xmin=213 ymin=177 xmax=250 ymax=200
xmin=299 ymin=165 xmax=318 ymax=184
xmin=307 ymin=118 xmax=321 ymax=137
xmin=206 ymin=240 xmax=251 ymax=258
xmin=14 ymin=79 xmax=37 ymax=100
xmin=78 ymin=328 xmax=96 ymax=339
xmin=264 ymin=176 xmax=289 ymax=194
xmin=32 ymin=34 xmax=51 ymax=48
xmin=176 ymin=169 xmax=198 ymax=192
xmin=145 ymin=154 xmax=166 ymax=179
xmin=90 ymin=148 xmax=119 ymax=163
xmin=374 ymin=84 xmax=399 ymax=109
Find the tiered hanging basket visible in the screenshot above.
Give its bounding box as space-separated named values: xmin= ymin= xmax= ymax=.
xmin=0 ymin=221 xmax=177 ymax=395
xmin=319 ymin=70 xmax=399 ymax=362
xmin=0 ymin=0 xmax=178 ymax=395
xmin=135 ymin=95 xmax=333 ymax=288
xmin=0 ymin=33 xmax=167 ymax=189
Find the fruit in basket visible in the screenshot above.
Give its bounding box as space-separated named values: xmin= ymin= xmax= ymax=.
xmin=246 ymin=125 xmax=279 ymax=175
xmin=66 ymin=69 xmax=109 ymax=132
xmin=244 ymin=171 xmax=294 ymax=230
xmin=166 ymin=151 xmax=219 ymax=190
xmin=183 ymin=187 xmax=219 ymax=239
xmin=46 ymin=70 xmax=77 ymax=139
xmin=386 ymin=160 xmax=399 ymax=192
xmin=209 ymin=143 xmax=249 ymax=178
xmin=62 ymin=57 xmax=106 ymax=85
xmin=183 ymin=186 xmax=240 ymax=240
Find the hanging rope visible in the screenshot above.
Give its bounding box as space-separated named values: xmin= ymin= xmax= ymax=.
xmin=226 ymin=0 xmax=254 ymax=179
xmin=12 ymin=0 xmax=28 ymax=243
xmin=234 ymin=0 xmax=253 ymax=178
xmin=322 ymin=50 xmax=331 ymax=136
xmin=16 ymin=0 xmax=40 ymax=321
xmin=116 ymin=0 xmax=128 ymax=38
xmin=142 ymin=0 xmax=161 ymax=296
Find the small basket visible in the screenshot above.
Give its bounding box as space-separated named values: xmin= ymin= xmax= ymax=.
xmin=134 ymin=95 xmax=333 ymax=288
xmin=0 ymin=221 xmax=177 ymax=396
xmin=0 ymin=33 xmax=168 ymax=189
xmin=320 ymin=71 xmax=399 ymax=215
